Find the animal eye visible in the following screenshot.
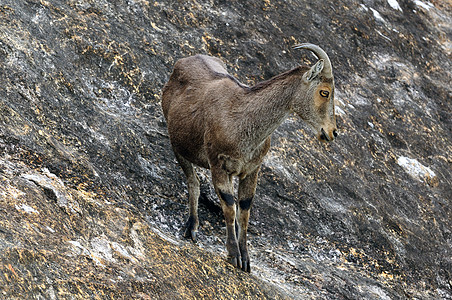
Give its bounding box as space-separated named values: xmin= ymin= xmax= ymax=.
xmin=320 ymin=90 xmax=329 ymax=98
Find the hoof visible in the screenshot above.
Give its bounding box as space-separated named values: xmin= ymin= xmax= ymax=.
xmin=184 ymin=229 xmax=197 ymax=242
xmin=241 ymin=257 xmax=251 ymax=273
xmin=184 ymin=216 xmax=198 ymax=242
xmin=227 ymin=255 xmax=242 ymax=270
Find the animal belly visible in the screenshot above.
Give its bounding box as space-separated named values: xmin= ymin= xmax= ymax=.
xmin=166 ymin=98 xmax=210 ymax=168
xmin=170 ymin=132 xmax=210 ymax=169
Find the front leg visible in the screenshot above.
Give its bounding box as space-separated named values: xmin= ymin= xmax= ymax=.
xmin=237 ymin=166 xmax=260 ymax=272
xmin=211 ymin=167 xmax=241 ymax=269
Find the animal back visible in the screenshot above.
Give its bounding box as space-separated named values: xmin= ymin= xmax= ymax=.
xmin=176 ymin=54 xmax=230 ymax=84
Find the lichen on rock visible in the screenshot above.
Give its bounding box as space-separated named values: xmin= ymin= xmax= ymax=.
xmin=0 ymin=0 xmax=451 ymax=299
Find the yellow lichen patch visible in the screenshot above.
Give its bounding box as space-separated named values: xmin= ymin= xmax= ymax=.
xmin=263 ymin=0 xmax=272 ymax=10
xmin=379 ymin=271 xmax=394 ymax=281
xmin=76 ymin=188 xmax=98 ymax=202
xmin=0 ymin=5 xmax=14 ymax=17
xmin=202 ymin=33 xmax=224 ymax=55
xmin=55 ymin=72 xmax=74 ymax=93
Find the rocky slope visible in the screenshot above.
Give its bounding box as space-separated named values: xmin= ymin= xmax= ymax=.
xmin=0 ymin=0 xmax=451 ymax=299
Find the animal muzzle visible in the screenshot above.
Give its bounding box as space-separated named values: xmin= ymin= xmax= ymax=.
xmin=319 ymin=128 xmax=337 ymax=142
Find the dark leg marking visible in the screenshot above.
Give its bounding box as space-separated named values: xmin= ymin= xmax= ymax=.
xmin=219 ymin=190 xmax=235 ymax=206
xmin=239 ymin=197 xmax=253 ymax=210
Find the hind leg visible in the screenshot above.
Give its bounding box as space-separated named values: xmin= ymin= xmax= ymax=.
xmin=174 ymin=152 xmax=200 ymax=242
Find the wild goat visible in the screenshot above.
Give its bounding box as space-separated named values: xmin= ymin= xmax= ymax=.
xmin=162 ymin=43 xmax=337 ymax=272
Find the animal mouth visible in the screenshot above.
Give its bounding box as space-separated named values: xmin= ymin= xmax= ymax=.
xmin=320 ymin=128 xmax=331 ymax=142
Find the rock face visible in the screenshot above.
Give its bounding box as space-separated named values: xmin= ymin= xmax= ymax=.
xmin=0 ymin=0 xmax=451 ymax=299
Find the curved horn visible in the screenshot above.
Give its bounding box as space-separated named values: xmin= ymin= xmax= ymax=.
xmin=292 ymin=43 xmax=333 ymax=78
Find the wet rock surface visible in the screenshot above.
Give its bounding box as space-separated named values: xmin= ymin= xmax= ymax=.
xmin=0 ymin=0 xmax=451 ymax=299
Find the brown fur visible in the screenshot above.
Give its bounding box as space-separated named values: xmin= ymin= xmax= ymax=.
xmin=162 ymin=48 xmax=337 ymax=272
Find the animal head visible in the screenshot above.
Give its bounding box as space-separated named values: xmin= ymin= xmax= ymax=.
xmin=292 ymin=43 xmax=337 ymax=142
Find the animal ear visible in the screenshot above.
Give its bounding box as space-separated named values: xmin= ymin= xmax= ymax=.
xmin=305 ymin=59 xmax=324 ymax=82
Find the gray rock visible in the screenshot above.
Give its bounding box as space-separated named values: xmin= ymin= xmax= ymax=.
xmin=0 ymin=0 xmax=450 ymax=298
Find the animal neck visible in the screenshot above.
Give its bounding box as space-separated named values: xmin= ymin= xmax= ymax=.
xmin=238 ymin=68 xmax=305 ymax=151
